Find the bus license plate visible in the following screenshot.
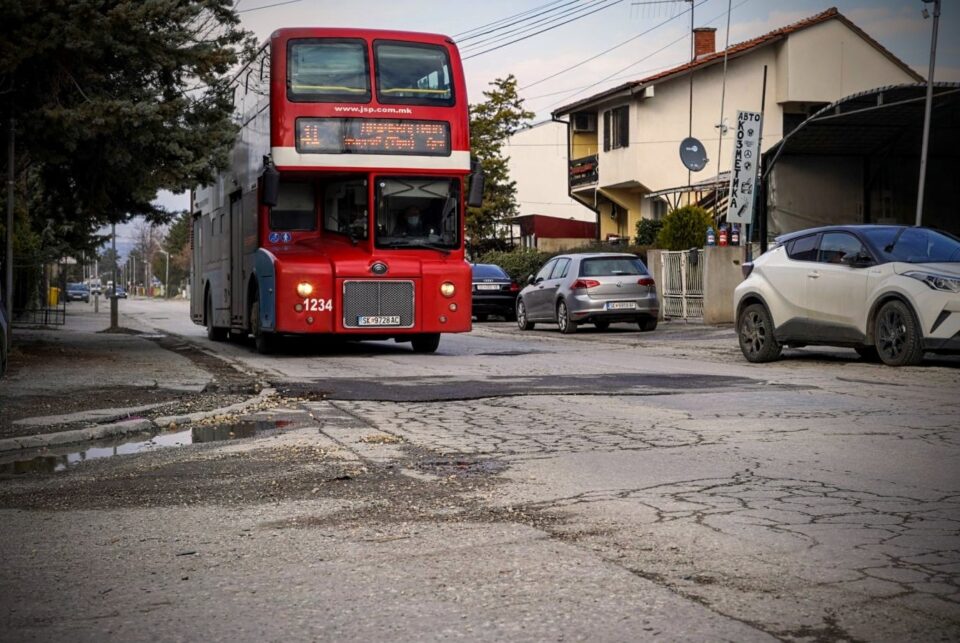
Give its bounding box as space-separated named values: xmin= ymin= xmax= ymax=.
xmin=357 ymin=315 xmax=401 ymax=326
xmin=606 ymin=301 xmax=637 ymax=310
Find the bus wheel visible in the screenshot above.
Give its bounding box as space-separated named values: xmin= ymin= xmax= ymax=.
xmin=250 ymin=296 xmax=275 ymax=355
xmin=206 ymin=292 xmax=227 ymax=342
xmin=411 ymin=333 xmax=440 ymax=354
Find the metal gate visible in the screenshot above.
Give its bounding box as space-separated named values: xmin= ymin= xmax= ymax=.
xmin=660 ymin=250 xmax=703 ymax=319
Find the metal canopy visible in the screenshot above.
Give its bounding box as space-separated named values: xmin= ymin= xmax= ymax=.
xmin=765 ymin=83 xmax=960 ymax=167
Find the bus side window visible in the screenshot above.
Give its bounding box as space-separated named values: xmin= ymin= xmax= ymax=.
xmin=270 ymin=182 xmax=317 ymax=231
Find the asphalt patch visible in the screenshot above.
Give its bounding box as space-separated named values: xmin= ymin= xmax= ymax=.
xmin=276 ymin=372 xmax=804 ymax=402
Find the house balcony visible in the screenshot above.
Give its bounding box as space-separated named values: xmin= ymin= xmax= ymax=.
xmin=569 ymin=155 xmax=598 ymax=190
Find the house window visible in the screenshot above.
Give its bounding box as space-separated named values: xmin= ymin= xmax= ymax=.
xmin=603 ymin=105 xmax=629 ymax=151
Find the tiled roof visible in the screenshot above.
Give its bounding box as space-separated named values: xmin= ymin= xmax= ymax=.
xmin=553 ymin=7 xmax=923 ymax=116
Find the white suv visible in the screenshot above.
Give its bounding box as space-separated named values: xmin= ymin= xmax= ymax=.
xmin=734 ymin=225 xmax=960 ymax=366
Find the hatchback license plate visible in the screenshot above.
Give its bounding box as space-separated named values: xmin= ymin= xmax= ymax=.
xmin=357 ymin=315 xmax=401 ymax=326
xmin=605 ymin=301 xmax=637 ymax=310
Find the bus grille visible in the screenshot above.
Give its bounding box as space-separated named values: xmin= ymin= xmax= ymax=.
xmin=342 ymin=280 xmax=415 ymax=328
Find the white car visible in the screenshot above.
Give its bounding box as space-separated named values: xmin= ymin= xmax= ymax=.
xmin=734 ymin=225 xmax=960 ymax=366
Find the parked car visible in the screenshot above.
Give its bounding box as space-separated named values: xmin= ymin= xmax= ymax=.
xmin=106 ymin=286 xmax=128 ymax=299
xmin=734 ymin=224 xmax=960 ymax=366
xmin=65 ymin=282 xmax=90 ymax=303
xmin=516 ymin=253 xmax=659 ymax=333
xmin=471 ymin=263 xmax=518 ymax=321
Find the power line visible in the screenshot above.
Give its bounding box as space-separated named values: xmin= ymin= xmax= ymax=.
xmin=454 ymin=0 xmax=570 ymax=39
xmin=237 ymin=0 xmax=303 ymax=14
xmin=460 ymin=0 xmax=613 ymax=53
xmin=536 ymin=0 xmax=753 ymax=112
xmin=463 ymin=0 xmax=627 ymax=60
xmin=457 ymin=0 xmax=582 ymax=43
xmin=520 ymin=0 xmax=705 ymax=90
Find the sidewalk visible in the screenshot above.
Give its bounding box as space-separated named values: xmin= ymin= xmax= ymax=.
xmin=0 ymin=300 xmax=264 ymax=452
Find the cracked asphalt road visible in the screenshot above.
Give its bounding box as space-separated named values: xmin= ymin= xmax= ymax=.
xmin=1 ymin=298 xmax=958 ymax=641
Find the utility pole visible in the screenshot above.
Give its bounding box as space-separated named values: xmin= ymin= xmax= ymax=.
xmin=110 ymin=223 xmax=118 ymax=329
xmin=916 ymin=0 xmax=941 ymax=227
xmin=159 ymin=249 xmax=169 ymax=299
xmin=5 ymin=115 xmax=14 ymax=352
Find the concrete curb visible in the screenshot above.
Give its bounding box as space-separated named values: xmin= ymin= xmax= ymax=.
xmin=0 ymin=388 xmax=278 ymax=455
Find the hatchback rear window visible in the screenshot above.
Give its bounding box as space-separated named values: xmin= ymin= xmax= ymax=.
xmin=580 ymin=257 xmax=647 ymax=277
xmin=472 ymin=264 xmax=508 ymax=279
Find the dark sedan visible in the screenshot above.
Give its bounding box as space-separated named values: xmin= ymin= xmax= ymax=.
xmin=65 ymin=283 xmax=90 ymax=303
xmin=471 ymin=263 xmax=519 ymax=321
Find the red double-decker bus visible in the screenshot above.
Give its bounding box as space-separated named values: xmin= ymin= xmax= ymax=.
xmin=190 ymin=28 xmax=482 ymax=353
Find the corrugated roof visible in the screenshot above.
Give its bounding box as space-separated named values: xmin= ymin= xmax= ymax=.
xmin=553 ymin=7 xmax=923 ymax=117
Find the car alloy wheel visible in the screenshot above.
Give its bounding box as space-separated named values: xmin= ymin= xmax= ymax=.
xmin=557 ymin=300 xmax=577 ymax=334
xmin=737 ymin=303 xmax=781 ymax=363
xmin=517 ymin=298 xmax=535 ymax=330
xmin=874 ymin=300 xmax=923 ymax=366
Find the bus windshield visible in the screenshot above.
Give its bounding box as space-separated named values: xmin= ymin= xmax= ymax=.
xmin=375 ymin=42 xmax=453 ymax=106
xmin=288 ymin=39 xmax=370 ymax=102
xmin=375 ymin=178 xmax=459 ymax=250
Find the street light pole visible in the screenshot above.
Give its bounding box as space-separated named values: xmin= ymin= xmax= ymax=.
xmin=159 ymin=249 xmax=169 ymax=299
xmin=915 ymin=0 xmax=941 ymax=227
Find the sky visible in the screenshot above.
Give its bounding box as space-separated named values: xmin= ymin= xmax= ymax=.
xmin=140 ymin=0 xmax=958 ymax=253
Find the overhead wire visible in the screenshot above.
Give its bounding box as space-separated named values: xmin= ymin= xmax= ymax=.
xmin=457 ymin=0 xmax=584 ymax=43
xmin=459 ymin=0 xmax=617 ymax=53
xmin=520 ymin=0 xmax=707 ymax=91
xmin=463 ymin=0 xmax=627 ymax=60
xmin=531 ymin=0 xmax=753 ymax=113
xmin=453 ymin=0 xmax=570 ymax=39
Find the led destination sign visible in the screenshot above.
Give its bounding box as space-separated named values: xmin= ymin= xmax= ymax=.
xmin=296 ymin=118 xmax=450 ymax=156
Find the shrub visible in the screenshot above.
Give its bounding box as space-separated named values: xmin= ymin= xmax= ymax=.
xmin=478 ymin=248 xmax=551 ymax=283
xmin=655 ymin=205 xmax=712 ymax=250
xmin=635 ymin=218 xmax=664 ymax=246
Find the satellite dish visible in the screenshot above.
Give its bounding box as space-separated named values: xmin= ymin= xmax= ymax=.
xmin=679 ymin=137 xmax=708 ymax=172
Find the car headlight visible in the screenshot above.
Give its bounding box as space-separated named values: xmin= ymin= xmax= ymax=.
xmin=296 ymin=281 xmax=314 ymax=297
xmin=440 ymin=282 xmax=456 ymax=298
xmin=904 ymin=271 xmax=960 ymax=293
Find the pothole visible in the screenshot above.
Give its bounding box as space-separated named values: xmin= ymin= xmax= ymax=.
xmin=0 ymin=420 xmax=295 ymax=475
xmin=416 ymin=458 xmax=507 ymax=477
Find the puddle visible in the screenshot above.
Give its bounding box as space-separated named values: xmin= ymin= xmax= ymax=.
xmin=0 ymin=420 xmax=293 ymax=475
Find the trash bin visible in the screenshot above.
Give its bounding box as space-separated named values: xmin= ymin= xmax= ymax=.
xmin=49 ymin=287 xmax=60 ymax=306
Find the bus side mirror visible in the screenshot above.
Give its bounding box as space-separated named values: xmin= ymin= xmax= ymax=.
xmin=262 ymin=160 xmax=280 ymax=207
xmin=467 ymin=161 xmax=484 ymax=208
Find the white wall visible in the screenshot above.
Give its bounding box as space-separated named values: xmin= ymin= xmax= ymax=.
xmin=505 ymin=121 xmax=595 ymax=222
xmin=782 ymin=20 xmax=918 ymax=103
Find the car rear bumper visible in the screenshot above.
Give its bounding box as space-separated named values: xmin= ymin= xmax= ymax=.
xmin=568 ymin=295 xmax=658 ymax=322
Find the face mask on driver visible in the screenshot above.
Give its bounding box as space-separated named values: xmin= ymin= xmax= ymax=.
xmin=406 ymin=215 xmax=420 ymax=227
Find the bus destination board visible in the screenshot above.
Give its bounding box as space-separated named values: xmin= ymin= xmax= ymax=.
xmin=296 ymin=118 xmax=450 ymax=156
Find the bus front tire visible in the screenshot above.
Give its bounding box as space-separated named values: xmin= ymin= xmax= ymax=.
xmin=250 ymin=296 xmax=275 ymax=355
xmin=411 ymin=333 xmax=440 ymax=354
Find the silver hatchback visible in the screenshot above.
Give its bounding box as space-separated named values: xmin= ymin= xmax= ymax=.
xmin=516 ymin=253 xmax=659 ymax=333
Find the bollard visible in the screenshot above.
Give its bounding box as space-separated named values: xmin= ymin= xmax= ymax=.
xmin=94 ymin=293 xmax=99 ymax=313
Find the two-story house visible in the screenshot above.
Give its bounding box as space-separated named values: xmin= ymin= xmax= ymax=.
xmin=553 ymin=7 xmax=922 ymax=242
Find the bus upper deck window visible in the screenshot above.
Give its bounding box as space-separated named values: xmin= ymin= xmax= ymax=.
xmin=375 ymin=41 xmax=453 ymax=106
xmin=288 ymin=39 xmax=370 ymax=103
xmin=270 ymin=182 xmax=316 ymax=231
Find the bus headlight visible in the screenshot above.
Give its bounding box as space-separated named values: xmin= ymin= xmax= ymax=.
xmin=296 ymin=281 xmax=314 ymax=297
xmin=440 ymin=282 xmax=456 ymax=298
